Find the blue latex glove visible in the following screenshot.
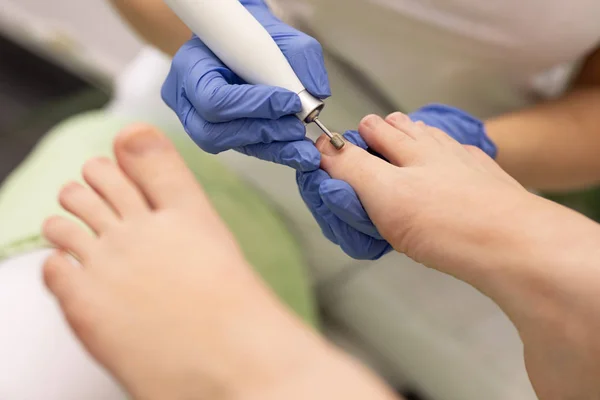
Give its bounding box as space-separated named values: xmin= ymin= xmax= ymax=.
xmin=162 ymin=0 xmax=330 ymax=171
xmin=297 ymin=104 xmax=497 ymax=260
xmin=410 ymin=104 xmax=497 ymax=158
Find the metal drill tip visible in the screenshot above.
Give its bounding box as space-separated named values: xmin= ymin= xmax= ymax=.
xmin=313 ymin=118 xmax=334 ymax=139
xmin=313 ymin=118 xmax=345 ymax=150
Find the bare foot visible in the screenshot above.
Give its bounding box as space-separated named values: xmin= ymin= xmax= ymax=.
xmin=316 ymin=113 xmax=600 ymax=400
xmin=316 ymin=112 xmax=530 ymax=279
xmin=41 ymin=125 xmax=332 ymax=400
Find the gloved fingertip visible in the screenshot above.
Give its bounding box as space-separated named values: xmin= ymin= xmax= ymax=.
xmin=271 ymin=88 xmax=303 ymax=115
xmin=343 ymin=130 xmax=368 ymax=149
xmin=481 ymin=132 xmax=498 ymax=159
xmin=310 ymin=49 xmax=332 ymax=98
xmin=318 ymin=178 xmax=349 ymax=198
xmin=277 ymin=140 xmax=321 ymax=171
xmin=337 ymin=233 xmax=392 ymax=261
xmin=296 ymin=168 xmax=329 ymax=195
xmin=283 ymin=156 xmax=321 ymax=172
xmin=368 ymin=242 xmax=394 ymax=260
xmin=290 ymin=51 xmax=331 ymax=99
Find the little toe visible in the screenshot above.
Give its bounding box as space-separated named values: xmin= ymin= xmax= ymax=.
xmin=59 ymin=182 xmax=118 ymax=234
xmin=43 ymin=251 xmax=86 ymax=304
xmin=114 ymin=124 xmax=210 ymax=210
xmin=42 ymin=216 xmax=95 ymax=260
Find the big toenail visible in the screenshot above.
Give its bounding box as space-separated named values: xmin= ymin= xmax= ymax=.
xmin=124 ymin=131 xmax=167 ymax=155
xmin=315 ymin=135 xmax=330 ymax=151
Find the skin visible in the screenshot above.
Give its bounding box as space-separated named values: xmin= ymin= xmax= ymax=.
xmin=108 ymin=0 xmax=600 ymax=191
xmin=107 ymin=0 xmax=191 ymax=56
xmin=41 ymin=120 xmax=600 ymax=400
xmin=42 ymin=125 xmax=400 ymax=400
xmin=317 ymin=114 xmax=600 ymax=400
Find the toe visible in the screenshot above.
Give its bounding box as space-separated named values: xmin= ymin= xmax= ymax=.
xmin=82 ymin=158 xmax=150 ymax=218
xmin=59 ymin=182 xmax=118 ymax=234
xmin=358 ymin=114 xmax=418 ymax=167
xmin=317 ymin=134 xmax=390 ymax=200
xmin=384 ymin=112 xmax=422 ymax=139
xmin=113 ymin=124 xmax=210 ymax=210
xmin=42 ymin=216 xmax=94 ymax=260
xmin=43 ymin=251 xmax=86 ymax=303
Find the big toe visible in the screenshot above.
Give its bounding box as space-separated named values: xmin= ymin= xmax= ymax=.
xmin=316 ymin=134 xmax=388 ymax=195
xmin=113 ymin=124 xmax=209 ymax=210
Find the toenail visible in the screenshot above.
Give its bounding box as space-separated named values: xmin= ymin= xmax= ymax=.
xmin=42 ymin=216 xmax=61 ymax=233
xmin=62 ymin=181 xmax=82 ymax=192
xmin=59 ymin=182 xmax=82 ymax=201
xmin=361 ymin=115 xmax=382 ymax=129
xmin=387 ymin=112 xmax=408 ymax=123
xmin=315 ymin=135 xmax=330 ymax=151
xmin=122 ymin=130 xmax=167 ymax=155
xmin=85 ymin=158 xmax=111 ymax=171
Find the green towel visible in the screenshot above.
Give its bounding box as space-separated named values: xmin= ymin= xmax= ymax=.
xmin=0 ymin=111 xmax=317 ymax=326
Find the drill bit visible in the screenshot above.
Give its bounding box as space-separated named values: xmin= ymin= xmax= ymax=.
xmin=314 ymin=118 xmax=346 ymax=150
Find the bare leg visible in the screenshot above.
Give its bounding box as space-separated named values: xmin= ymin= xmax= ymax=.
xmin=41 ymin=124 xmax=400 ymax=400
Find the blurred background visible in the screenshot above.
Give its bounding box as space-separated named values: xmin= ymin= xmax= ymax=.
xmin=0 ymin=2 xmax=599 ymax=400
xmin=2 ymin=0 xmax=599 ymax=214
xmin=0 ymin=0 xmax=133 ymax=184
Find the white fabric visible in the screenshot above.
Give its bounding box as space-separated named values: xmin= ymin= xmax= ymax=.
xmin=272 ymin=0 xmax=600 ymax=118
xmin=0 ymin=249 xmax=126 ymax=400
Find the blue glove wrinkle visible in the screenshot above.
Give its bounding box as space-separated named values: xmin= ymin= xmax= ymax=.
xmin=250 ymin=115 xmax=306 ymax=143
xmin=182 ymin=107 xmax=306 ymax=154
xmin=321 ymin=213 xmax=391 ymax=261
xmin=286 ymin=48 xmax=331 ymax=99
xmin=240 ymin=0 xmax=268 ymax=6
xmin=343 ymin=130 xmax=368 ymax=149
xmin=237 ymin=139 xmax=320 ymax=172
xmin=202 ymin=84 xmax=302 ymax=123
xmin=242 ymin=2 xmax=331 ymax=99
xmin=162 ymin=2 xmax=331 ymax=170
xmin=410 ymin=104 xmax=498 ymax=159
xmin=297 ymin=170 xmax=392 ymax=260
xmin=181 ymin=43 xmax=302 ymax=123
xmin=296 ymin=170 xmax=339 ymax=244
xmin=319 ymin=180 xmax=383 ymax=240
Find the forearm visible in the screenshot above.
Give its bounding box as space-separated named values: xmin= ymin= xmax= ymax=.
xmin=486 ymin=87 xmax=600 ymax=191
xmin=107 ymin=0 xmax=191 ymax=56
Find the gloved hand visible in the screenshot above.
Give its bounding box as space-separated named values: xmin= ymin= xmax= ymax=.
xmin=297 ymin=104 xmax=497 ymax=260
xmin=162 ymin=0 xmax=330 ymax=171
xmin=410 ymin=104 xmax=497 ymax=159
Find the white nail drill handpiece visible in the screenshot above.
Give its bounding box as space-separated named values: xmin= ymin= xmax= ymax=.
xmin=164 ymin=0 xmax=345 ymax=149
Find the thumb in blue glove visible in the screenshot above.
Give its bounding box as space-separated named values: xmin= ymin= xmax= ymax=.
xmin=297 ymin=104 xmax=497 ymax=260
xmin=297 ymin=130 xmax=393 ymax=260
xmin=162 ymin=0 xmax=330 ymax=171
xmin=410 ymin=104 xmax=497 ymax=159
